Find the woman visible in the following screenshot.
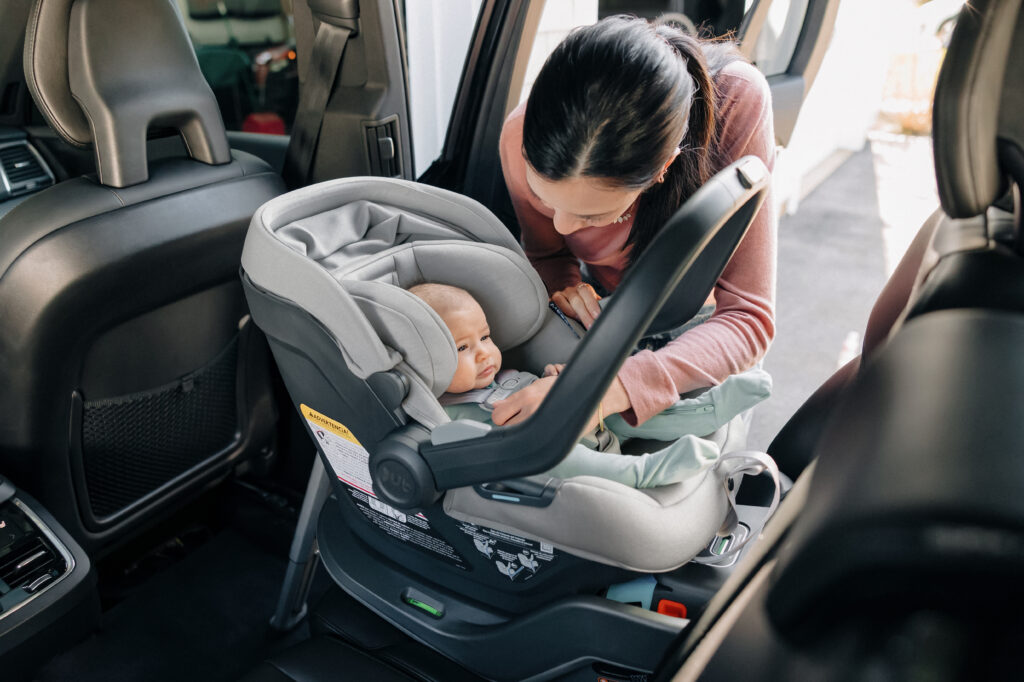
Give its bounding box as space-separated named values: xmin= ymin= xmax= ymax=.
xmin=491 ymin=15 xmax=776 ymax=430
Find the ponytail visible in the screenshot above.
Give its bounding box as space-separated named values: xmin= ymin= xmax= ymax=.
xmin=627 ymin=29 xmax=719 ymax=266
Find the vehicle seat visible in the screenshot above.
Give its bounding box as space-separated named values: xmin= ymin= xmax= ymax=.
xmin=768 ymin=0 xmax=1024 ymax=480
xmin=663 ymin=1 xmax=1024 ymax=678
xmin=0 ymin=0 xmax=285 ymax=552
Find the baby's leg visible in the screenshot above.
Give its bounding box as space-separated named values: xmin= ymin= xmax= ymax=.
xmin=543 ymin=435 xmax=720 ymax=488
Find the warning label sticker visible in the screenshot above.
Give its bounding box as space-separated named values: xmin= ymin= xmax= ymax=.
xmin=457 ymin=522 xmax=557 ymax=582
xmin=301 ymin=404 xmax=374 ymax=495
xmin=300 ymin=404 xmax=467 ymax=570
xmin=349 ymin=488 xmax=467 ymax=569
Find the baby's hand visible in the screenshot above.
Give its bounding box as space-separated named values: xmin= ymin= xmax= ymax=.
xmin=542 ymin=363 xmax=566 ymax=377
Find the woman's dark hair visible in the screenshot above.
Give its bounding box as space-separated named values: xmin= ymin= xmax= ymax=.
xmin=522 ymin=15 xmax=745 ymax=266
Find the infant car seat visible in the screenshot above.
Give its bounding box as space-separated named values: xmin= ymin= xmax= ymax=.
xmin=240 ymin=157 xmax=771 ymax=679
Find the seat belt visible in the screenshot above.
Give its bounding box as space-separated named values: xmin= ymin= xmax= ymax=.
xmin=282 ymin=19 xmax=353 ymax=189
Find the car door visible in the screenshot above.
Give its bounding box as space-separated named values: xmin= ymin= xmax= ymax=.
xmin=180 ymin=0 xmax=415 ymax=184
xmin=250 ymin=1 xmax=836 ymax=209
xmin=421 ymin=0 xmax=840 ymax=236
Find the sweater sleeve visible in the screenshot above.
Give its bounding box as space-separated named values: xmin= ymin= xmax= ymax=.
xmin=499 ymin=104 xmax=583 ymax=294
xmin=618 ymin=61 xmax=778 ymax=425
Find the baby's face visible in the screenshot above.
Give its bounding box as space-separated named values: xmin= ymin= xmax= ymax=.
xmin=441 ymin=300 xmax=502 ymax=393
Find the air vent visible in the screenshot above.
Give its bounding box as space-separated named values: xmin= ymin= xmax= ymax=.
xmin=0 ymin=534 xmax=62 ymax=594
xmin=0 ymin=142 xmax=54 ymax=198
xmin=363 ymin=116 xmax=403 ymax=178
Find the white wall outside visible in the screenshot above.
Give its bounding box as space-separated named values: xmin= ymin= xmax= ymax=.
xmin=405 ymin=0 xmax=484 ymax=177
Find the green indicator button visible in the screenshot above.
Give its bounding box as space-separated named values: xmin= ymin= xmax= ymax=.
xmin=405 ymin=596 xmax=444 ymax=618
xmin=712 ymin=535 xmax=732 ymax=555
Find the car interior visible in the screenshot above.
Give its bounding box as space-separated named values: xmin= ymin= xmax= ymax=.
xmin=0 ymin=0 xmax=1021 ymax=681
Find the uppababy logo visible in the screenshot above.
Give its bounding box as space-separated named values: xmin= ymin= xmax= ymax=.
xmin=377 ymin=461 xmax=414 ymax=495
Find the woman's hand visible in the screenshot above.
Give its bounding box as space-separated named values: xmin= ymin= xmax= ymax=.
xmin=579 ymin=377 xmax=632 ymax=434
xmin=551 ymin=283 xmax=602 ymax=329
xmin=491 ymin=375 xmax=558 ymax=426
xmin=542 ymin=363 xmax=565 ymax=377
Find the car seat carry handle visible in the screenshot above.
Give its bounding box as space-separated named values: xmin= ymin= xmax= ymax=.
xmin=420 ymin=157 xmax=770 ymax=491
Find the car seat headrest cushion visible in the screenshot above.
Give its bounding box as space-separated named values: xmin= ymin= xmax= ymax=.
xmin=241 ymin=178 xmax=549 ymax=400
xmin=24 ymin=0 xmax=231 ymax=188
xmin=340 ymin=241 xmax=547 ymax=396
xmin=345 ymin=280 xmax=458 ymax=396
xmin=932 ymin=0 xmax=1023 ymax=218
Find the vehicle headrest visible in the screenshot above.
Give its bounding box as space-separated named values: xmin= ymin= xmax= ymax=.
xmin=932 ymin=0 xmax=1023 ymax=218
xmin=23 ymin=0 xmax=231 ymax=187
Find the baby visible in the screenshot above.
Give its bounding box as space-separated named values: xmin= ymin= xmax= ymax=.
xmin=408 ymin=282 xmax=762 ymax=488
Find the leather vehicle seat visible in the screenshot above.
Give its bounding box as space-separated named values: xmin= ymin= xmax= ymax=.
xmin=0 ymin=0 xmax=285 ymax=552
xmin=769 ymin=0 xmax=1024 ymax=479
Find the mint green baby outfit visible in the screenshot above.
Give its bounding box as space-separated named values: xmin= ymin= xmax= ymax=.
xmin=442 ymin=367 xmax=771 ymax=488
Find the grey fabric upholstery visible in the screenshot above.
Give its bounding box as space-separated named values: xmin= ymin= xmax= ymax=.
xmin=932 ymin=0 xmax=1021 ymax=218
xmin=444 ymin=414 xmax=751 ymax=572
xmin=242 ymin=177 xmax=549 ymax=426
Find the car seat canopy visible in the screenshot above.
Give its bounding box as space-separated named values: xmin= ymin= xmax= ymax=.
xmin=242 ymin=177 xmax=550 ymax=421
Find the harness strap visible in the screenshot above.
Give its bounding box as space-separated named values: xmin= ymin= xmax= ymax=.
xmin=439 ymin=370 xmax=537 ymax=411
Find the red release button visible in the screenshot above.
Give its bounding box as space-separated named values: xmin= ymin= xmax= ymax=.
xmin=656 ymin=599 xmax=688 ymax=619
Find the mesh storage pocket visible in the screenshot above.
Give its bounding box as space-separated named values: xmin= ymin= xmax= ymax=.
xmin=81 ymin=336 xmax=240 ymax=519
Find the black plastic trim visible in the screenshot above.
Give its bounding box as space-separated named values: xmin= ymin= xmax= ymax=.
xmin=317 ymin=497 xmax=684 ymax=681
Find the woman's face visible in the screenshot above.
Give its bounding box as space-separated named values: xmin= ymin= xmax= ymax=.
xmin=524 ymin=165 xmax=642 ymax=235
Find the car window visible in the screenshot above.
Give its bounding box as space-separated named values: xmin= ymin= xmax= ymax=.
xmin=513 ymin=0 xmax=794 ymax=108
xmin=599 ymin=0 xmax=750 ymax=34
xmin=176 ymin=0 xmax=299 ymax=135
xmin=403 ymin=0 xmax=486 ymax=177
xmin=515 ymin=1 xmax=600 ymax=108
xmin=750 ymin=0 xmax=810 ymax=76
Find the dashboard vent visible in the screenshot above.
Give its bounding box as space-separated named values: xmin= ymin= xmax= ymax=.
xmin=0 ymin=142 xmax=54 ymax=198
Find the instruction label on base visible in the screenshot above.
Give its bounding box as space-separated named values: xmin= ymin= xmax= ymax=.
xmin=300 ymin=404 xmax=467 ymax=570
xmin=457 ymin=522 xmax=557 ymax=582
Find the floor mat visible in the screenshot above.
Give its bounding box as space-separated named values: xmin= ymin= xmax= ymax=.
xmin=35 ymin=525 xmax=311 ymax=681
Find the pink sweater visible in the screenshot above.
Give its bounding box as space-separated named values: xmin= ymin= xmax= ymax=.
xmin=499 ymin=60 xmax=777 ymax=425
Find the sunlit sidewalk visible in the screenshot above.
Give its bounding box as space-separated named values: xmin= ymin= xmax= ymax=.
xmin=749 ymin=132 xmax=939 ymax=449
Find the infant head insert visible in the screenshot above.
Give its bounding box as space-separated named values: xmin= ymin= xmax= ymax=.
xmin=240 ymin=164 xmax=772 ymax=679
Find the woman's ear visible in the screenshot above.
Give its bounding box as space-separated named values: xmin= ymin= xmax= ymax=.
xmin=656 ymin=147 xmax=682 ymax=183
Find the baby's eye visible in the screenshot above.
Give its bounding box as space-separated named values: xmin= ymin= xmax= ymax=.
xmin=457 ymin=344 xmax=468 ymax=352
xmin=481 ymin=335 xmax=490 ymax=342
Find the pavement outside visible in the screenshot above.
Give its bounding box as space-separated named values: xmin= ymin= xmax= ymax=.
xmin=748 ymin=132 xmax=939 ymax=450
